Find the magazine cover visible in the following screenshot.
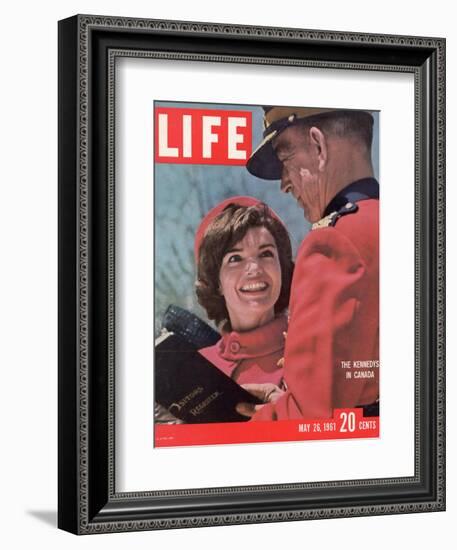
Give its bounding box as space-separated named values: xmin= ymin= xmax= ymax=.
xmin=154 ymin=101 xmax=380 ymax=447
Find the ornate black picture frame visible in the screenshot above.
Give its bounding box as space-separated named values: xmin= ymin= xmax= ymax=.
xmin=58 ymin=14 xmax=445 ymax=534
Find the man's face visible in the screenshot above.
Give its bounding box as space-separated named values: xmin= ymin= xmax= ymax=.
xmin=272 ymin=125 xmax=324 ymax=223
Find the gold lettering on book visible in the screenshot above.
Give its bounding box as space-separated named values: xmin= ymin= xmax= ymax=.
xmin=169 ymin=386 xmax=204 ymax=414
xmin=189 ymin=391 xmax=222 ymax=416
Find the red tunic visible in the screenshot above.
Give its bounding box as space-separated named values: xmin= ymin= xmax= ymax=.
xmin=199 ymin=316 xmax=287 ymax=386
xmin=253 ymin=199 xmax=379 ymax=420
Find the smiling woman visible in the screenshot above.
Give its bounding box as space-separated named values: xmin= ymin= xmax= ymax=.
xmin=195 ymin=197 xmax=294 ymax=389
xmin=218 ymin=226 xmax=281 ymax=332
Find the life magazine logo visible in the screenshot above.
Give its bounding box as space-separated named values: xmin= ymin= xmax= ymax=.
xmin=154 ymin=107 xmax=252 ymax=165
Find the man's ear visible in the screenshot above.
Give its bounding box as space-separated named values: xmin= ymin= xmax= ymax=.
xmin=309 ymin=126 xmax=327 ymax=171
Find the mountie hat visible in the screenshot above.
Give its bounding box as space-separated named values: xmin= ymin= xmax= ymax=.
xmin=194 ymin=196 xmax=284 ymax=263
xmin=246 ymin=106 xmax=339 ymax=181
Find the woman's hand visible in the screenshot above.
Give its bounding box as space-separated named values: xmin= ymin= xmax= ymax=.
xmin=236 ymin=383 xmax=285 ymax=418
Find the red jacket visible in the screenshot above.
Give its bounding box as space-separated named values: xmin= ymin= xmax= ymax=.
xmin=199 ymin=316 xmax=287 ymax=386
xmin=253 ymin=199 xmax=379 ymax=420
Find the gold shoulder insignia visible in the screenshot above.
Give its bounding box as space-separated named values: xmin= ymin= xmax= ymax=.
xmin=312 ymin=211 xmax=337 ymax=230
xmin=312 ymin=202 xmax=358 ymax=230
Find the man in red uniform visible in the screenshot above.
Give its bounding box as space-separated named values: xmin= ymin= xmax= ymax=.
xmin=238 ymin=106 xmax=379 ymax=420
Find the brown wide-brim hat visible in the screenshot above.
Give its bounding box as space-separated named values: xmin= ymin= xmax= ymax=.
xmin=246 ymin=106 xmax=340 ymax=180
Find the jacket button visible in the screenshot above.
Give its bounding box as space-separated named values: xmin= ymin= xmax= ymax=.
xmin=230 ymin=341 xmax=241 ymax=353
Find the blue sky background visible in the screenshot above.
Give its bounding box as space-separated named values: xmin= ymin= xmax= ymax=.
xmin=154 ymin=101 xmax=379 ymax=335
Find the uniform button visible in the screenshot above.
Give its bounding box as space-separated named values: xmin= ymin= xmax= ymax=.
xmin=230 ymin=341 xmax=241 ymax=353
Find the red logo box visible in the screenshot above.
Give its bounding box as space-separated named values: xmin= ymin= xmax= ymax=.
xmin=155 ymin=107 xmax=252 ymax=166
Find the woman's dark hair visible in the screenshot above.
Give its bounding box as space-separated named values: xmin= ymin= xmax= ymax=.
xmin=195 ymin=202 xmax=294 ymax=331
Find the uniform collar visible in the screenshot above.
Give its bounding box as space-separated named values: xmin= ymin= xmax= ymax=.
xmin=324 ymin=178 xmax=379 ymax=217
xmin=218 ymin=316 xmax=287 ymax=361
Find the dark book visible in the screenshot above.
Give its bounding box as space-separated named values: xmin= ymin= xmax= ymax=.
xmin=161 ymin=304 xmax=220 ymax=349
xmin=154 ymin=332 xmax=262 ymax=424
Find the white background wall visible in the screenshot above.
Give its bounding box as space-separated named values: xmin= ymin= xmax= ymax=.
xmin=0 ymin=1 xmax=453 ymax=548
